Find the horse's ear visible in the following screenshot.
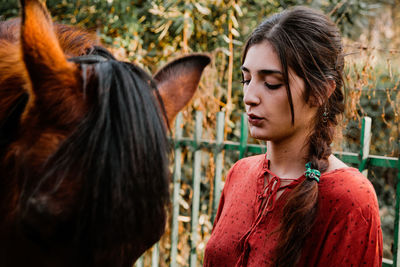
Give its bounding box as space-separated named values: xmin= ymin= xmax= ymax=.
xmin=20 ymin=0 xmax=79 ymax=98
xmin=153 ymin=54 xmax=211 ymax=123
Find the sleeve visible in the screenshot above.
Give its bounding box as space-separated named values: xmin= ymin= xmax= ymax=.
xmin=315 ymin=205 xmax=383 ymax=267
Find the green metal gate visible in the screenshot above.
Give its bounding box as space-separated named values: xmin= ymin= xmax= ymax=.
xmin=136 ymin=111 xmax=400 ymax=267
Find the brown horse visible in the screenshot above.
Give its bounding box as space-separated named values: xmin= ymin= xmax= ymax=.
xmin=0 ymin=0 xmax=210 ymax=266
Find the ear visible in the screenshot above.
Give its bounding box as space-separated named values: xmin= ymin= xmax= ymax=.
xmin=327 ymin=79 xmax=336 ymax=98
xmin=20 ymin=0 xmax=80 ymax=107
xmin=153 ymin=54 xmax=211 ymax=123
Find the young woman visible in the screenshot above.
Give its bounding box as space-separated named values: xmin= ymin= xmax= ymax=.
xmin=204 ymin=7 xmax=382 ymax=267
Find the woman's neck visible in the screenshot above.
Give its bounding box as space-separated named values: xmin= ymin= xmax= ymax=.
xmin=266 ymin=133 xmax=309 ymax=179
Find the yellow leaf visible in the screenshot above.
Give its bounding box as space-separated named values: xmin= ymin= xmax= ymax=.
xmin=231 ymin=28 xmax=240 ymax=37
xmin=194 ymin=2 xmax=211 ymax=15
xmin=233 ymin=2 xmax=243 ymax=16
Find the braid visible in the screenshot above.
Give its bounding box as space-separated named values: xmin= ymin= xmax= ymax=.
xmin=274 ymin=83 xmax=344 ymax=266
xmin=273 ymin=179 xmax=318 ymax=266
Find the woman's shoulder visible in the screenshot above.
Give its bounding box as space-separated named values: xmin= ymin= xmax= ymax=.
xmin=318 ymin=167 xmax=379 ymax=219
xmin=229 ymin=154 xmax=266 ymax=173
xmin=224 ymin=154 xmax=266 ymax=185
xmin=319 ymin=167 xmax=375 ymax=197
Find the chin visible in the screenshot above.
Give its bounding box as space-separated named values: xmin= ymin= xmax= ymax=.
xmin=249 ymin=127 xmax=270 ymax=141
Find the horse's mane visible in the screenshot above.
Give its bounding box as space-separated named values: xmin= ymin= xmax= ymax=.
xmin=19 ymin=47 xmax=170 ymax=265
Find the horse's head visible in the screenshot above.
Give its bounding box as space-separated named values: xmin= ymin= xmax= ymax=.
xmin=0 ymin=0 xmax=210 ymax=266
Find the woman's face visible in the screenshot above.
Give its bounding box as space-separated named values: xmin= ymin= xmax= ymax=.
xmin=241 ymin=41 xmax=317 ymax=143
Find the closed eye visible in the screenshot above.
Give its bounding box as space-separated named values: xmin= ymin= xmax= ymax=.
xmin=240 ymin=79 xmax=250 ymax=85
xmin=265 ymin=82 xmax=282 ymax=90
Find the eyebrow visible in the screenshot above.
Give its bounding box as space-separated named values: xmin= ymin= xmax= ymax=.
xmin=240 ymin=66 xmax=283 ymax=75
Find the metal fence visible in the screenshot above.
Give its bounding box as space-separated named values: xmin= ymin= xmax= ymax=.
xmin=136 ymin=111 xmax=400 ymax=267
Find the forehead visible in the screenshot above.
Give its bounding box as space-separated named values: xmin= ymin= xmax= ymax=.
xmin=242 ymin=41 xmax=282 ymax=73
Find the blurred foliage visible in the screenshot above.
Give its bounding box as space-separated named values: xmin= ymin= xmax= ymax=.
xmin=1 ymin=0 xmax=399 ymax=264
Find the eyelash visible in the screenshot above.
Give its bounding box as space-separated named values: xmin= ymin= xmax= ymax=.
xmin=265 ymin=82 xmax=282 ymax=90
xmin=240 ymin=80 xmax=282 ymax=90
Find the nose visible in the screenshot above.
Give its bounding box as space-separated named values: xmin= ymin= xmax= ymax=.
xmin=243 ymin=82 xmax=260 ymax=107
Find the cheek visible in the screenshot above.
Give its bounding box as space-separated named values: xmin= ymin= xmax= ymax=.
xmin=267 ymin=92 xmax=292 ymax=121
xmin=291 ymin=92 xmax=316 ymax=126
xmin=294 ymin=104 xmax=317 ymax=129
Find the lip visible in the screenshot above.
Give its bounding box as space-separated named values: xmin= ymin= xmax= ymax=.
xmin=247 ymin=113 xmax=264 ymax=126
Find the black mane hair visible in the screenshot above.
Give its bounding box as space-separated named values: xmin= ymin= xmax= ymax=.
xmin=21 ymin=48 xmax=170 ymax=266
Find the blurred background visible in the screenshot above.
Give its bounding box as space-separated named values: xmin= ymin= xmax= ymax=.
xmin=1 ymin=0 xmax=399 ymax=265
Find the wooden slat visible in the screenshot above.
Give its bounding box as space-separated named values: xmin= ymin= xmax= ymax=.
xmin=170 ymin=113 xmax=183 ymax=267
xmin=135 ymin=256 xmax=144 ymax=267
xmin=335 ymin=151 xmax=361 ymax=165
xmin=369 ymin=155 xmax=399 ymax=168
xmin=189 ymin=111 xmax=203 ymax=267
xmin=382 ymin=258 xmax=393 ymax=267
xmin=359 ymin=117 xmax=372 ymax=175
xmin=212 ymin=112 xmax=225 ymax=223
xmin=151 ymin=243 xmax=159 ymax=267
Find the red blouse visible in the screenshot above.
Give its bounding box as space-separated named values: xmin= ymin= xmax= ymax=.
xmin=204 ymin=154 xmax=383 ymax=267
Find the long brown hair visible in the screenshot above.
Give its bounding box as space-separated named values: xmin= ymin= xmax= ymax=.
xmin=242 ymin=6 xmax=345 ymax=266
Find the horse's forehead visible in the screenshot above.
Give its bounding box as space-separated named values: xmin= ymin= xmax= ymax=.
xmin=0 ymin=19 xmax=98 ymax=58
xmin=54 ymin=24 xmax=100 ymax=57
xmin=0 ymin=19 xmax=21 ymax=43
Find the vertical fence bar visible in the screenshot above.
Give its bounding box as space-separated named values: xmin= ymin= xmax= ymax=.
xmin=212 ymin=112 xmax=225 ymax=223
xmin=151 ymin=243 xmax=159 ymax=267
xmin=189 ymin=111 xmax=203 ymax=267
xmin=239 ymin=113 xmax=248 ymax=159
xmin=170 ymin=113 xmax=183 ymax=267
xmin=393 ymin=140 xmax=400 ymax=267
xmin=359 ymin=117 xmax=372 ymax=175
xmin=135 ymin=257 xmax=144 ymax=267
